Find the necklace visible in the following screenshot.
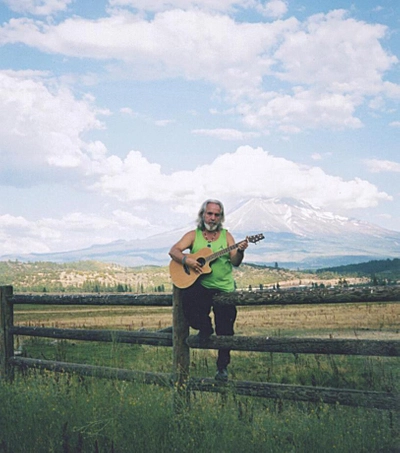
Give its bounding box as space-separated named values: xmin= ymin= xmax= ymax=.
xmin=203 ymin=230 xmax=217 ymax=243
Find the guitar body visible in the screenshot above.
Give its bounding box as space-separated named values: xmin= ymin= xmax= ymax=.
xmin=169 ymin=247 xmax=214 ymax=289
xmin=169 ymin=233 xmax=264 ymax=289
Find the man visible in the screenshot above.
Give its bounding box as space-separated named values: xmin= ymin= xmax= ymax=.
xmin=169 ymin=199 xmax=248 ymax=381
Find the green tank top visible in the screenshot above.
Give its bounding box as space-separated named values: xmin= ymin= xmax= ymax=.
xmin=192 ymin=228 xmax=235 ymax=292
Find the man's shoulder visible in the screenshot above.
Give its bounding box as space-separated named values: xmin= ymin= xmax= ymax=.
xmin=182 ymin=229 xmax=197 ymax=240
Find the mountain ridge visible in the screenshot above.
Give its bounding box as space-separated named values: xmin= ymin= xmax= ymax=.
xmin=2 ymin=197 xmax=400 ymax=269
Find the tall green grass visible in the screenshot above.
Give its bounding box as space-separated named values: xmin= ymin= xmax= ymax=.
xmin=20 ymin=338 xmax=400 ymax=392
xmin=0 ymin=371 xmax=396 ymax=453
xmin=1 ymin=338 xmax=399 ymax=452
xmin=4 ymin=300 xmax=400 ymax=452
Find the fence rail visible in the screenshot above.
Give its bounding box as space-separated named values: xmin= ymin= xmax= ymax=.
xmin=1 ymin=285 xmax=399 ymax=412
xmin=11 ymin=293 xmax=172 ymax=306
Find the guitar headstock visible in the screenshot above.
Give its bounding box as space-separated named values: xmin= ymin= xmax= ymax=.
xmin=247 ymin=233 xmax=265 ymax=244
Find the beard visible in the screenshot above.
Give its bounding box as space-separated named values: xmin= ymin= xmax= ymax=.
xmin=204 ymin=221 xmax=220 ymax=232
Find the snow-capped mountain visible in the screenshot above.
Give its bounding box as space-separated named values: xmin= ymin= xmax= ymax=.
xmin=2 ymin=198 xmax=400 ymax=269
xmin=224 ymin=198 xmax=400 ymax=268
xmin=225 ymin=198 xmax=388 ymax=237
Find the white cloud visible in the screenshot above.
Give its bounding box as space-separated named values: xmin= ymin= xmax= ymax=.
xmin=0 ymin=144 xmax=393 ymax=255
xmin=311 ymin=153 xmax=322 ymax=160
xmin=3 ymin=0 xmax=72 ymax=16
xmin=120 ymin=106 xmax=174 ymax=127
xmin=0 ymin=213 xmax=59 ymax=254
xmin=108 ymin=0 xmax=288 ymax=18
xmin=0 ymin=209 xmax=160 ymax=255
xmin=274 ymin=10 xmax=396 ymax=92
xmin=107 ymin=0 xmax=253 ymax=14
xmin=256 ymin=0 xmax=287 ymax=18
xmin=0 ymin=8 xmax=395 ymax=133
xmin=0 ymin=71 xmax=109 ymax=185
xmin=94 ymin=146 xmax=391 ymax=212
xmin=191 ymin=128 xmax=260 ymax=140
xmin=389 ymin=121 xmax=400 ymax=128
xmin=364 ymin=159 xmax=400 ymax=173
xmin=93 ymin=150 xmax=171 ymax=201
xmin=111 ymin=209 xmax=152 ymax=227
xmin=237 ymin=89 xmax=363 ymax=131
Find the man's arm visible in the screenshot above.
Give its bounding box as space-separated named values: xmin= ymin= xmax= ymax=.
xmin=227 ymin=231 xmax=248 ymax=267
xmin=169 ymin=230 xmax=204 ymax=273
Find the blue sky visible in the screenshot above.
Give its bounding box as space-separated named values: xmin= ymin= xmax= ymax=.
xmin=0 ymin=0 xmax=399 ymax=256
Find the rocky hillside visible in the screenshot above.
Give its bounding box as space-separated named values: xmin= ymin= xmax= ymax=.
xmin=0 ymin=260 xmax=373 ymax=293
xmin=0 ymin=261 xmax=169 ymax=293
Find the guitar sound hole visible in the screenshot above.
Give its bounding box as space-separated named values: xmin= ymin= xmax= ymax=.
xmin=197 ymin=258 xmax=206 ymax=267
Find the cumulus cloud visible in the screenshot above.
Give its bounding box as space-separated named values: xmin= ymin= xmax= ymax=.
xmin=0 ymin=141 xmax=392 ymax=255
xmin=256 ymin=0 xmax=287 ymax=18
xmin=0 ymin=71 xmax=109 ymax=186
xmin=3 ymin=0 xmax=72 ymax=16
xmin=107 ymin=0 xmax=288 ymax=18
xmin=0 ymin=209 xmax=160 ymax=255
xmin=364 ymin=159 xmax=400 ymax=173
xmin=237 ymin=89 xmax=364 ymax=131
xmin=311 ymin=153 xmax=322 ymax=161
xmin=3 ymin=143 xmax=386 ymax=255
xmin=0 ymin=213 xmax=60 ymax=254
xmin=92 ymin=151 xmax=171 ymax=201
xmin=274 ymin=10 xmax=395 ymax=91
xmin=0 ymin=8 xmax=396 ymax=132
xmin=108 ymin=0 xmax=261 ymax=15
xmin=0 ymin=4 xmax=397 ymax=255
xmin=94 ymin=146 xmax=391 ymax=212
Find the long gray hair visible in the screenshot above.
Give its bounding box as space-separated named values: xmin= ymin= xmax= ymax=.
xmin=196 ymin=199 xmax=225 ymax=230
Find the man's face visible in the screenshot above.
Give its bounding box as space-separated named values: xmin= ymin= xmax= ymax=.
xmin=203 ymin=203 xmax=222 ymax=231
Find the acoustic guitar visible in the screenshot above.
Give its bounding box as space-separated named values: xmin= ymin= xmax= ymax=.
xmin=169 ymin=233 xmax=265 ymax=288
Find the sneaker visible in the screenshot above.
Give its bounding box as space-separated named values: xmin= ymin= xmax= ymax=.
xmin=215 ymin=368 xmax=228 ymax=382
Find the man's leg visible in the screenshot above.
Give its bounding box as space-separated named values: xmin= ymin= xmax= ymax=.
xmin=213 ymin=300 xmax=237 ymax=379
xmin=182 ymin=281 xmax=213 ymax=336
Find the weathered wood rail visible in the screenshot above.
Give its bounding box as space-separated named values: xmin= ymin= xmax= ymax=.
xmin=215 ymin=285 xmax=400 ymax=305
xmin=1 ymin=285 xmax=399 ymax=412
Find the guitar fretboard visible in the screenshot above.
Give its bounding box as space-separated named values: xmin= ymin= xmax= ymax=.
xmin=204 ymin=241 xmax=244 ymax=264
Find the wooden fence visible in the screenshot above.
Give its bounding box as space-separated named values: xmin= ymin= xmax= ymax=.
xmin=1 ymin=285 xmax=399 ymax=413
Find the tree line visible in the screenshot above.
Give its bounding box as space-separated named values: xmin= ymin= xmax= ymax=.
xmin=316 ymin=258 xmax=400 ymax=276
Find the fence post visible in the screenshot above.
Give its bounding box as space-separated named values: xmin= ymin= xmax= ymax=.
xmin=0 ymin=285 xmax=14 ymax=381
xmin=172 ymin=285 xmax=190 ymax=412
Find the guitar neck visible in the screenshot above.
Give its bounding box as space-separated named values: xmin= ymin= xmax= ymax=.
xmin=205 ymin=241 xmax=243 ymax=263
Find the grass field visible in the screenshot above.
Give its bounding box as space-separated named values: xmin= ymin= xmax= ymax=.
xmin=1 ymin=300 xmax=399 ymax=452
xmin=14 ymin=300 xmax=400 ymax=337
